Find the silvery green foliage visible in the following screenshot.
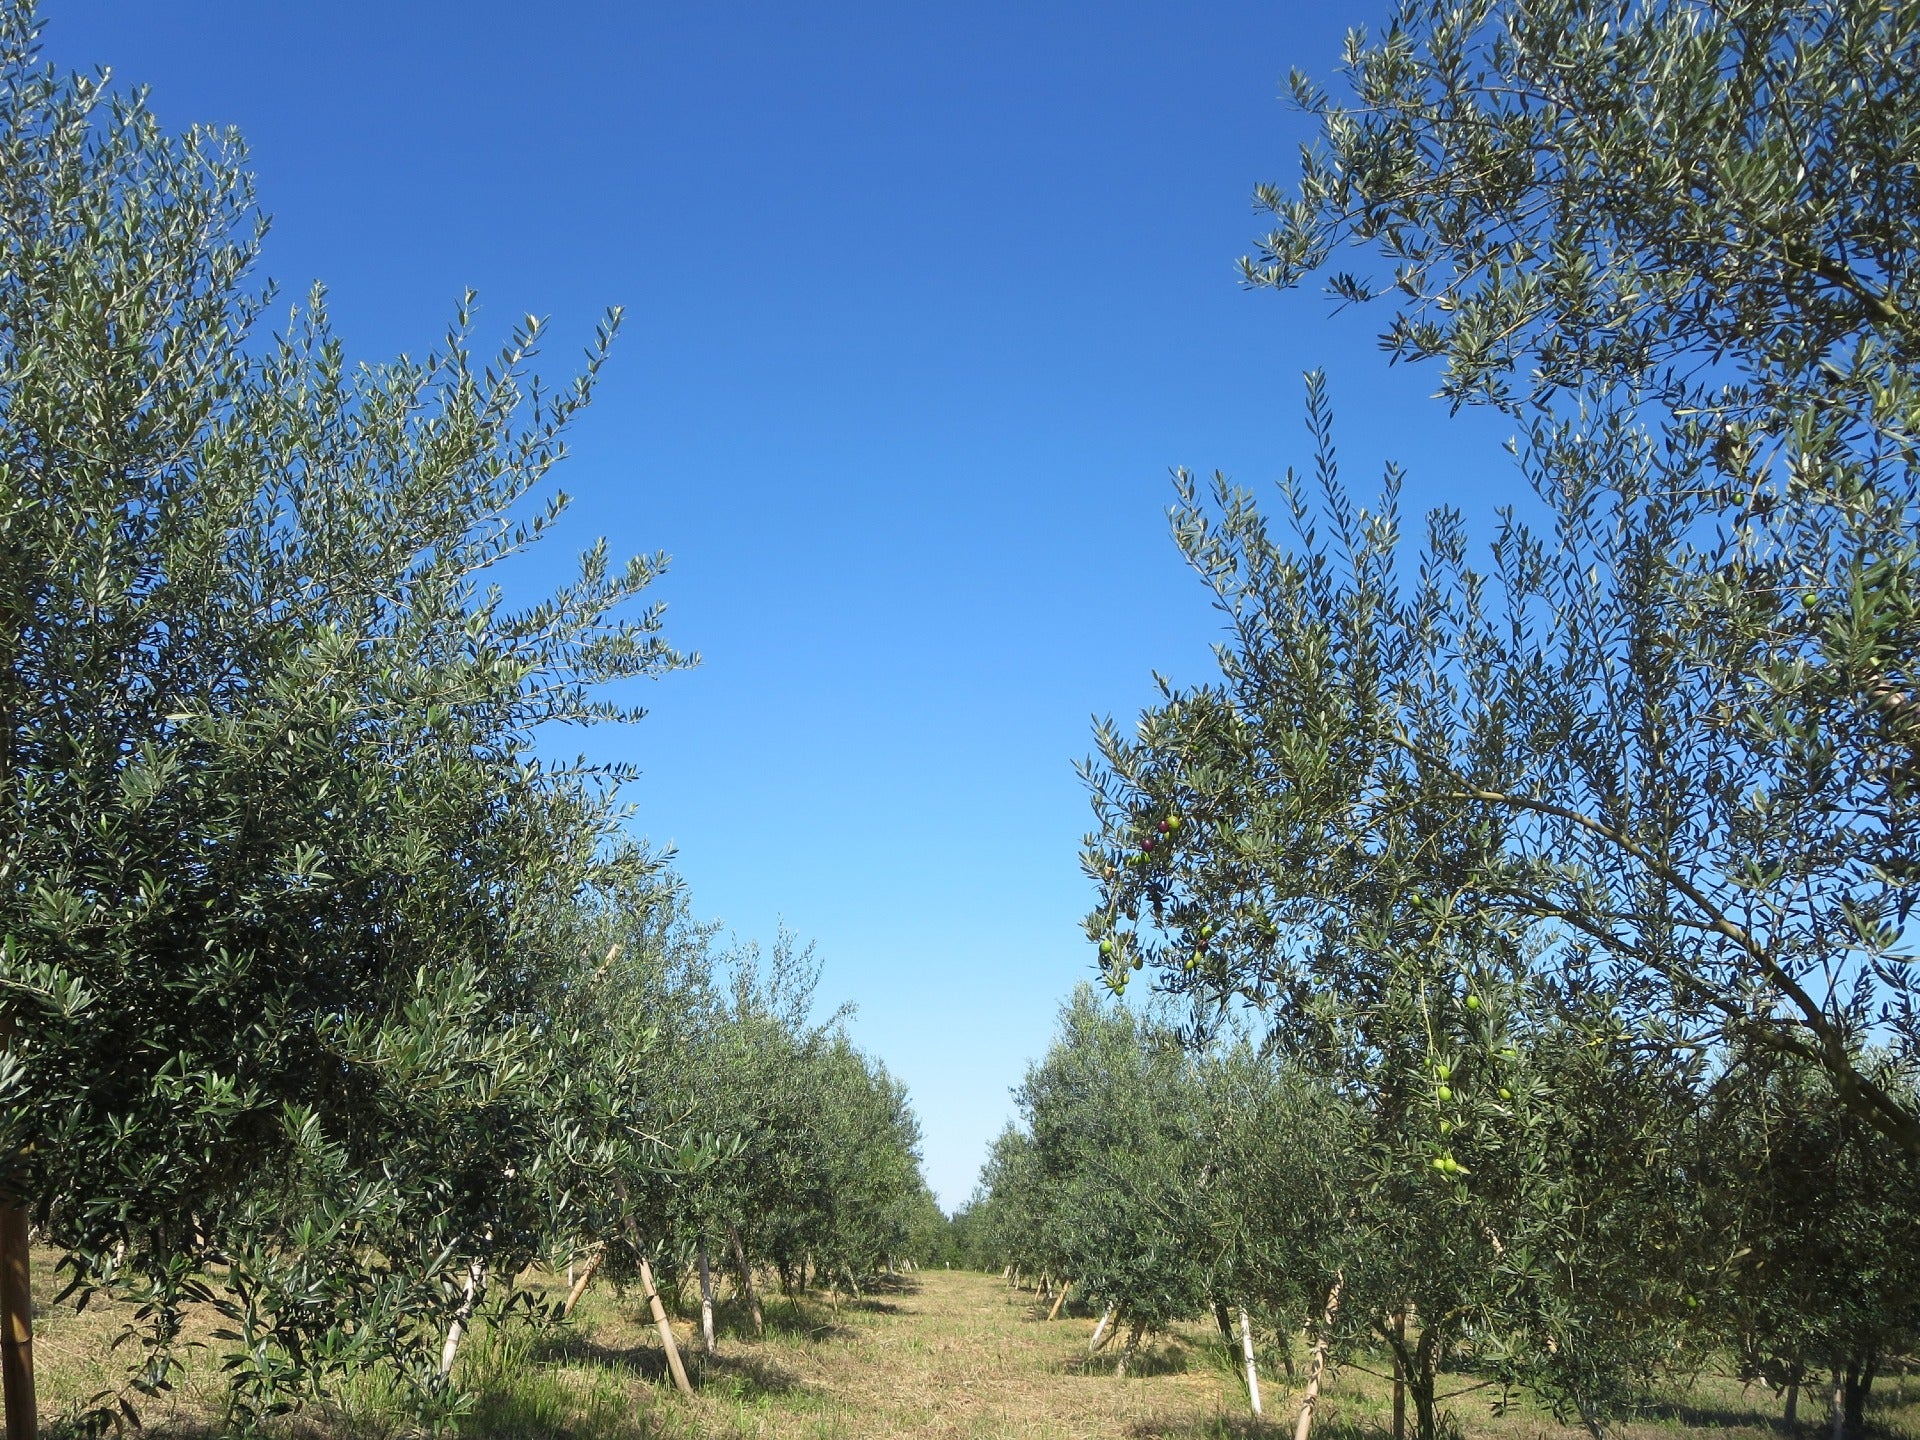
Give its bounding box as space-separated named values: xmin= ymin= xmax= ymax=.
xmin=1089 ymin=0 xmax=1919 ymax=1154
xmin=0 ymin=2 xmax=689 ymax=1427
xmin=1081 ymin=0 xmax=1917 ymax=1427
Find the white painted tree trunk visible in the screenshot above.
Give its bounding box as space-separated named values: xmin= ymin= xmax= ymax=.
xmin=1240 ymin=1306 xmax=1262 ymax=1419
xmin=438 ymin=1259 xmax=486 ymax=1377
xmin=1089 ymin=1302 xmax=1117 ymax=1354
xmin=698 ymin=1243 xmax=716 ymax=1355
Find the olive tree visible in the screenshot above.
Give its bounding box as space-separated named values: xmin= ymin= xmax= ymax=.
xmin=0 ymin=2 xmax=690 ymax=1425
xmin=1203 ymin=0 xmax=1920 ymax=1146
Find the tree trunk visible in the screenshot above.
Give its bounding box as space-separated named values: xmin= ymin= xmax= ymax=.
xmin=1830 ymin=1373 xmax=1844 ymax=1440
xmin=0 ymin=1197 xmax=35 ymax=1440
xmin=1240 ymin=1306 xmax=1263 ymax=1420
xmin=1114 ymin=1318 xmax=1146 ymax=1378
xmin=636 ymin=1251 xmax=694 ymax=1398
xmin=1391 ymin=1308 xmax=1407 ymax=1440
xmin=1215 ymin=1300 xmax=1235 ymax=1344
xmin=1841 ymin=1358 xmax=1875 ymax=1440
xmin=728 ymin=1224 xmax=764 ymax=1336
xmin=1047 ymin=1281 xmax=1071 ymax=1321
xmin=0 ymin=1009 xmax=35 ymax=1440
xmin=1411 ymin=1319 xmax=1441 ymax=1440
xmin=1089 ymin=1302 xmax=1117 ymax=1354
xmin=437 ymin=1259 xmax=486 ymax=1377
xmin=698 ymin=1243 xmax=716 ymax=1355
xmin=1294 ymin=1273 xmax=1344 ymax=1440
xmin=562 ymin=1246 xmax=604 ymax=1317
xmin=846 ymin=1267 xmax=862 ymax=1302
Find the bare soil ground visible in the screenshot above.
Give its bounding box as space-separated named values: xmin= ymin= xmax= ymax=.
xmin=27 ymin=1253 xmax=1920 ymax=1439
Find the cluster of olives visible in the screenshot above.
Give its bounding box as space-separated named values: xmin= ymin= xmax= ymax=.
xmin=1098 ymin=814 xmax=1188 ymax=993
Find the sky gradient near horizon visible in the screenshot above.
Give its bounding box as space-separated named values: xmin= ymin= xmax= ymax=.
xmin=50 ymin=2 xmax=1521 ymax=1208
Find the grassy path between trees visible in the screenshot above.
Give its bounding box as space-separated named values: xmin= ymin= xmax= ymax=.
xmin=30 ymin=1258 xmax=1920 ymax=1438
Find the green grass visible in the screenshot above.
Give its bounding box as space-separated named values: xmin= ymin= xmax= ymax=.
xmin=26 ymin=1251 xmax=1920 ymax=1439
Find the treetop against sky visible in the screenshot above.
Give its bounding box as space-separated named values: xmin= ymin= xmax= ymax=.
xmin=45 ymin=1 xmax=1534 ymax=1207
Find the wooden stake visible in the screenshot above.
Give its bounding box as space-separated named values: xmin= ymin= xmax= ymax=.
xmin=1047 ymin=1281 xmax=1071 ymax=1321
xmin=562 ymin=1246 xmax=604 ymax=1317
xmin=637 ymin=1252 xmax=694 ymax=1398
xmin=728 ymin=1224 xmax=764 ymax=1336
xmin=1294 ymin=1273 xmax=1344 ymax=1440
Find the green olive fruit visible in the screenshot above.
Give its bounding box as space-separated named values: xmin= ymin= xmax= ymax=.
xmin=1499 ymin=1087 xmax=1513 ymax=1101
xmin=1437 ymin=1085 xmax=1453 ymax=1102
xmin=1430 ymin=1157 xmax=1447 ymax=1172
xmin=1465 ymin=994 xmax=1481 ymax=1010
xmin=1099 ymin=938 xmax=1113 ymax=955
xmin=1132 ymin=957 xmax=1143 ymax=971
xmin=1167 ymin=815 xmax=1182 ymax=830
xmin=1436 ymin=1064 xmax=1452 ymax=1081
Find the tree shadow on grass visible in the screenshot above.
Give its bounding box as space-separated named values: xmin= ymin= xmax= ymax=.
xmin=525 ymin=1333 xmax=685 ymax=1385
xmin=693 ymin=1348 xmax=808 ymax=1400
xmin=1638 ymin=1396 xmax=1784 ymax=1431
xmin=519 ymin=1332 xmax=809 ymax=1401
xmin=755 ymin=1299 xmax=855 ymax=1343
xmin=1067 ymin=1341 xmax=1195 ymax=1379
xmin=1121 ymin=1413 xmax=1287 ymax=1439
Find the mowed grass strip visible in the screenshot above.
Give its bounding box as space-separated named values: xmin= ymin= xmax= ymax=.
xmin=27 ymin=1255 xmax=1920 ymax=1439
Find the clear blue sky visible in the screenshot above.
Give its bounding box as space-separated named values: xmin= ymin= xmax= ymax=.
xmin=51 ymin=2 xmax=1515 ymax=1208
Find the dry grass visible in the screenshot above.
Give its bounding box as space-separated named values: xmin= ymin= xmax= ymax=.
xmin=25 ymin=1250 xmax=1920 ymax=1439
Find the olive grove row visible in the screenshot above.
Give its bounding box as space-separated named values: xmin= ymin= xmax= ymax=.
xmin=0 ymin=6 xmax=942 ymax=1433
xmin=972 ymin=0 xmax=1919 ymax=1436
xmin=963 ymin=988 xmax=1919 ymax=1439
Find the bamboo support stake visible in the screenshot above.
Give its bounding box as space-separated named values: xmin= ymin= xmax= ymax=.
xmin=1240 ymin=1306 xmax=1262 ymax=1419
xmin=637 ymin=1253 xmax=694 ymax=1398
xmin=562 ymin=1246 xmax=604 ymax=1317
xmin=728 ymin=1224 xmax=764 ymax=1336
xmin=1294 ymin=1274 xmax=1344 ymax=1440
xmin=1047 ymin=1281 xmax=1071 ymax=1321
